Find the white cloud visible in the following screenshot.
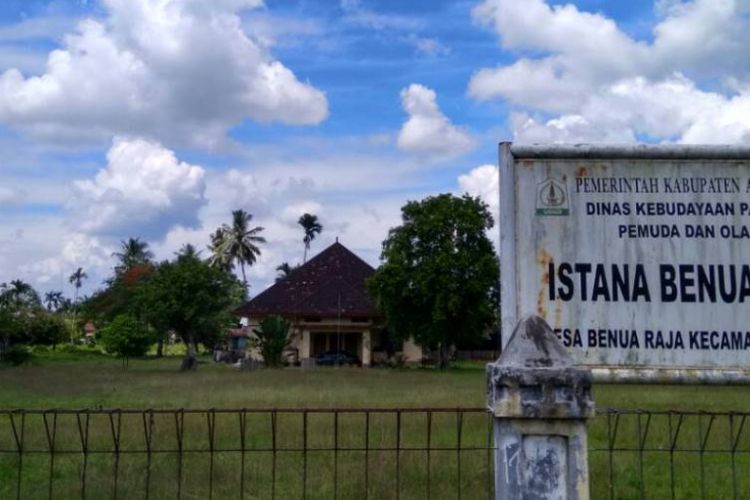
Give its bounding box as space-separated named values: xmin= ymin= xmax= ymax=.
xmin=459 ymin=164 xmax=498 ymax=215
xmin=397 ymin=84 xmax=475 ymax=158
xmin=469 ymin=0 xmax=750 ymax=144
xmin=0 ymin=0 xmax=328 ymax=147
xmin=340 ymin=0 xmax=422 ymax=31
xmin=411 ymin=36 xmax=450 ymax=57
xmin=70 ymin=137 xmax=207 ymax=240
xmin=282 ymin=201 xmax=324 ymax=225
xmin=0 ymin=186 xmax=25 ymax=205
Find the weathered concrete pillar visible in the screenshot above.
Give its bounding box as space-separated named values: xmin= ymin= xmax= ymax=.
xmin=487 ymin=316 xmax=594 ymax=500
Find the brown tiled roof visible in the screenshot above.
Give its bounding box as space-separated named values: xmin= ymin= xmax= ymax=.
xmin=236 ymin=242 xmax=379 ymax=318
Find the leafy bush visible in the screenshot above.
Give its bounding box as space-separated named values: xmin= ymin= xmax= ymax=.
xmin=2 ymin=345 xmax=32 ymax=366
xmin=26 ymin=314 xmax=67 ymax=347
xmin=99 ymin=314 xmax=154 ymax=367
xmin=252 ymin=316 xmax=291 ymax=368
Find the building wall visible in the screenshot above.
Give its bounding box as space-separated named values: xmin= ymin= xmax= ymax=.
xmin=241 ymin=316 xmax=422 ymax=367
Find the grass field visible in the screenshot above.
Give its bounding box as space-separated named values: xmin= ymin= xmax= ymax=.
xmin=1 ymin=350 xmax=749 ymax=498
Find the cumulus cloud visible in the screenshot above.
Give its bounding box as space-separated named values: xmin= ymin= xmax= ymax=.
xmin=469 ymin=0 xmax=750 ymax=144
xmin=459 ymin=164 xmax=499 ymax=215
xmin=0 ymin=0 xmax=328 ymax=147
xmin=70 ymin=137 xmax=207 ymax=240
xmin=397 ymin=84 xmax=475 ymax=158
xmin=19 ymin=232 xmax=113 ymax=285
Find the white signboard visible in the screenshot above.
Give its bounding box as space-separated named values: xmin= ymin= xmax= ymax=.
xmin=500 ymin=143 xmax=750 ymax=371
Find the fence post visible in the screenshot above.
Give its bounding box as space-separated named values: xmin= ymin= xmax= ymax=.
xmin=487 ymin=316 xmax=594 ymax=499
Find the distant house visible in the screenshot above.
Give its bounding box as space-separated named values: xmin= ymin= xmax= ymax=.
xmin=235 ymin=241 xmax=422 ymax=366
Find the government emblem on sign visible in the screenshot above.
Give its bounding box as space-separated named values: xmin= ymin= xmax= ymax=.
xmin=536 ymin=177 xmax=569 ymax=215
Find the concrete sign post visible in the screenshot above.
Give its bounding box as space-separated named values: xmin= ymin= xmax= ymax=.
xmin=488 ymin=315 xmax=594 ymax=499
xmin=499 ymin=142 xmax=750 ymax=383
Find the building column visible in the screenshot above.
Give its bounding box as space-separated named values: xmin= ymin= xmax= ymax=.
xmin=300 ymin=329 xmax=311 ymax=367
xmin=361 ymin=329 xmax=371 ymax=367
xmin=487 ymin=316 xmax=594 ymax=499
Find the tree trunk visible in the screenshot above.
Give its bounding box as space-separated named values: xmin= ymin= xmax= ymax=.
xmin=156 ymin=336 xmax=164 ymax=358
xmin=438 ymin=343 xmax=449 ymax=370
xmin=240 ymin=261 xmax=248 ymax=287
xmin=180 ymin=334 xmax=198 ymax=371
xmin=303 ymin=245 xmax=308 ymax=264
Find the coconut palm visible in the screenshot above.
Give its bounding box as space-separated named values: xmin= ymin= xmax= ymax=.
xmin=208 ymin=228 xmax=233 ymax=272
xmin=69 ymin=267 xmax=88 ymax=305
xmin=176 ymin=243 xmax=202 ymax=261
xmin=112 ymin=238 xmax=154 ymax=274
xmin=215 ymin=210 xmax=265 ymax=289
xmin=298 ymin=213 xmax=322 ymax=263
xmin=275 ymin=262 xmax=297 ymax=282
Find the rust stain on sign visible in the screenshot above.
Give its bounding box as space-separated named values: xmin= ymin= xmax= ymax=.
xmin=536 ymin=249 xmax=553 ymax=319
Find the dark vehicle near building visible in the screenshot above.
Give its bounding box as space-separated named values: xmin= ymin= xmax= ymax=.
xmin=315 ymin=350 xmax=360 ymax=366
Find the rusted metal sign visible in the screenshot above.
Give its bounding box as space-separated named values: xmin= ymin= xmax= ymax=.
xmin=499 ymin=143 xmax=750 ymax=382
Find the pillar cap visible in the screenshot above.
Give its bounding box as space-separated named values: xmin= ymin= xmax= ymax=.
xmin=487 ymin=315 xmax=594 ymax=419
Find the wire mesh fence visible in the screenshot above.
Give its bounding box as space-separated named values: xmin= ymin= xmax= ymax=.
xmin=2 ymin=407 xmax=750 ymax=499
xmin=590 ymin=409 xmax=750 ymax=500
xmin=0 ymin=408 xmax=494 ymax=500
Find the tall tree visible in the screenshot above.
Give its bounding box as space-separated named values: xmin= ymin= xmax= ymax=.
xmin=208 ymin=228 xmax=233 ymax=272
xmin=69 ymin=267 xmax=88 ymax=305
xmin=136 ymin=253 xmax=243 ymax=370
xmin=298 ymin=213 xmax=322 ymax=263
xmin=112 ymin=238 xmax=154 ymax=274
xmin=176 ymin=243 xmax=202 ymax=261
xmin=369 ymin=194 xmax=499 ymax=369
xmin=215 ymin=210 xmax=265 ymax=290
xmin=3 ymin=280 xmax=41 ymax=310
xmin=44 ymin=291 xmax=64 ymax=311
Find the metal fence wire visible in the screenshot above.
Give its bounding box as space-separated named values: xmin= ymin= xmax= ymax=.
xmin=1 ymin=408 xmax=749 ymax=499
xmin=0 ymin=408 xmax=494 ymax=500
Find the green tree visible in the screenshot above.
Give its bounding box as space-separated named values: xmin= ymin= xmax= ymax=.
xmin=252 ymin=315 xmax=292 ymax=367
xmin=298 ymin=213 xmax=322 ymax=263
xmin=69 ymin=268 xmax=88 ymax=305
xmin=207 ymin=228 xmax=229 ymax=271
xmin=176 ymin=243 xmax=202 ymax=260
xmin=44 ymin=291 xmax=64 ymax=311
xmin=99 ymin=314 xmax=154 ymax=368
xmin=26 ymin=313 xmax=67 ymax=348
xmin=275 ymin=262 xmax=298 ymax=282
xmin=112 ymin=238 xmax=154 ymax=274
xmin=1 ymin=280 xmax=41 ymax=310
xmin=226 ymin=209 xmax=265 ymax=288
xmin=137 ymin=254 xmax=244 ymax=370
xmin=369 ymin=194 xmax=499 ymax=369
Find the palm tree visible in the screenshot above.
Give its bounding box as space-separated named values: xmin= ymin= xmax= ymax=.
xmin=216 ymin=210 xmax=266 ymax=289
xmin=275 ymin=262 xmax=297 ymax=282
xmin=112 ymin=238 xmax=154 ymax=274
xmin=176 ymin=243 xmax=202 ymax=261
xmin=7 ymin=279 xmax=40 ymax=309
xmin=69 ymin=267 xmax=88 ymax=306
xmin=298 ymin=213 xmax=322 ymax=263
xmin=44 ymin=291 xmax=64 ymax=311
xmin=208 ymin=228 xmax=233 ymax=272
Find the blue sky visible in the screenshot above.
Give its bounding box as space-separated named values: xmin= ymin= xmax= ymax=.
xmin=0 ymin=0 xmax=746 ymax=298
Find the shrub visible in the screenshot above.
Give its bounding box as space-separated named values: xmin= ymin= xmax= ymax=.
xmin=252 ymin=316 xmax=291 ymax=368
xmin=26 ymin=314 xmax=67 ymax=347
xmin=99 ymin=314 xmax=154 ymax=368
xmin=2 ymin=345 xmax=32 ymax=366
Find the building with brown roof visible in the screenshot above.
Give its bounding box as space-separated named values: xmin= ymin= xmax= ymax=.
xmin=235 ymin=241 xmax=422 ymax=366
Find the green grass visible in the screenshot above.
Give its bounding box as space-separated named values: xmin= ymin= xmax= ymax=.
xmin=1 ymin=350 xmax=749 ymax=498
